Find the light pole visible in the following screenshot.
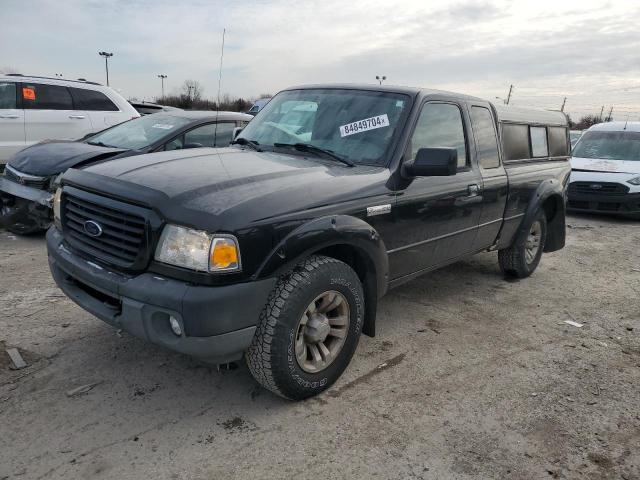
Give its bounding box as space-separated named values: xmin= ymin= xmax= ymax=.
xmin=376 ymin=75 xmax=386 ymax=85
xmin=157 ymin=74 xmax=167 ymax=99
xmin=98 ymin=51 xmax=113 ymax=86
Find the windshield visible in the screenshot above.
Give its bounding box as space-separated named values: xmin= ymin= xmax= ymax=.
xmin=237 ymin=89 xmax=411 ymax=166
xmin=572 ymin=131 xmax=640 ymax=161
xmin=87 ymin=114 xmax=192 ymax=150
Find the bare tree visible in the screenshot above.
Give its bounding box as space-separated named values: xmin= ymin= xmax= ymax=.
xmin=181 ymin=80 xmax=204 ymax=101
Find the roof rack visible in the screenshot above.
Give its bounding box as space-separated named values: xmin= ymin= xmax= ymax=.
xmin=2 ymin=73 xmax=102 ymax=86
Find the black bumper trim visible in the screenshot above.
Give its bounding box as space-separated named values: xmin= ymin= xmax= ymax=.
xmin=567 ymin=191 xmax=640 ymax=216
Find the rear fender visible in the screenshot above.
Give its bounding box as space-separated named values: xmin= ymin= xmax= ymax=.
xmin=515 ymin=179 xmax=566 ymax=252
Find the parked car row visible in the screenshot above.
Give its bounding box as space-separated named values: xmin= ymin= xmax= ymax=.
xmin=0 ymin=110 xmax=252 ymax=233
xmin=1 ymin=75 xmax=635 ymax=400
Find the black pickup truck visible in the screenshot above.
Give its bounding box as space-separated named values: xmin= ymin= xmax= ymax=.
xmin=47 ymin=84 xmax=570 ymax=400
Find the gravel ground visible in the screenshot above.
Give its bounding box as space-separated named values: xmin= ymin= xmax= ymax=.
xmin=0 ymin=213 xmax=639 ymax=480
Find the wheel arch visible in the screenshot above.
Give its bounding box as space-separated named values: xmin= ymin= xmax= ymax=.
xmin=515 ymin=179 xmax=566 ymax=252
xmin=253 ymin=215 xmax=389 ymax=337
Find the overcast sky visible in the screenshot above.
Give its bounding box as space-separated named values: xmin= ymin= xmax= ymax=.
xmin=2 ymin=0 xmax=639 ymax=120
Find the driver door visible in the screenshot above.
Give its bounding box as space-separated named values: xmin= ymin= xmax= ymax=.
xmin=388 ymin=101 xmax=483 ymax=280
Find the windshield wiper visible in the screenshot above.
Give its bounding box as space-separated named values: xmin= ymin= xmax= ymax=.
xmin=86 ymin=141 xmax=114 ymax=148
xmin=273 ymin=143 xmax=354 ymax=167
xmin=230 ymin=137 xmax=262 ymax=152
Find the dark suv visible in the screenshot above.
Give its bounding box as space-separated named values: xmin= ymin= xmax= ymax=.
xmin=47 ymin=84 xmax=570 ymax=400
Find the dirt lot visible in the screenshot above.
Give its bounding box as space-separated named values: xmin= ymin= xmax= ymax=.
xmin=0 ymin=213 xmax=638 ymax=480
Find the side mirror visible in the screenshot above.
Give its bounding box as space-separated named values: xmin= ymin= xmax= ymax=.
xmin=403 ymin=147 xmax=458 ymax=177
xmin=183 ymin=142 xmax=203 ymax=149
xmin=232 ymin=127 xmax=243 ymax=140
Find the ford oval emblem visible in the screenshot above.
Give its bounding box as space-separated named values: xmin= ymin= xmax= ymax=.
xmin=83 ymin=220 xmax=103 ymax=237
xmin=590 ymin=184 xmax=602 ymax=189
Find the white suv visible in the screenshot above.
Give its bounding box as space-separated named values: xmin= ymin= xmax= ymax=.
xmin=0 ymin=74 xmax=139 ymax=164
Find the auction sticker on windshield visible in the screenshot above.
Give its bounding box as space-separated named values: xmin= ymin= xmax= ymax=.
xmin=340 ymin=114 xmax=389 ymax=137
xmin=152 ymin=124 xmax=174 ymax=130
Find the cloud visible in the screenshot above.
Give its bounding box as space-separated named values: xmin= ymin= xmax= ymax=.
xmin=1 ymin=0 xmax=639 ymax=119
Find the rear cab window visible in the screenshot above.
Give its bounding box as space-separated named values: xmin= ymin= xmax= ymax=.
xmin=470 ymin=106 xmax=500 ymax=169
xmin=22 ymin=83 xmax=73 ymax=110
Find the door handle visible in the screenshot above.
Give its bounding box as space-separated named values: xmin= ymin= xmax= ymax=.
xmin=0 ymin=114 xmax=19 ymax=119
xmin=467 ymin=184 xmax=480 ymax=197
xmin=68 ymin=115 xmax=86 ymax=119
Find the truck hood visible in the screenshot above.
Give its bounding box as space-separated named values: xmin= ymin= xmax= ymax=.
xmin=8 ymin=141 xmax=129 ymax=177
xmin=570 ymin=156 xmax=640 ymax=175
xmin=80 ymin=147 xmax=388 ymax=228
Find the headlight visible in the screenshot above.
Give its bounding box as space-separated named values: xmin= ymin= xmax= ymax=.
xmin=154 ymin=224 xmax=241 ymax=273
xmin=628 ymin=176 xmax=640 ymax=186
xmin=53 ymin=188 xmax=62 ymax=229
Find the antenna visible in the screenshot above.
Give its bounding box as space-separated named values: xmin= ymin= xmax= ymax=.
xmin=214 ymin=28 xmax=226 ymax=147
xmin=505 ymin=84 xmax=513 ymax=105
xmin=560 ymin=97 xmax=567 ymax=112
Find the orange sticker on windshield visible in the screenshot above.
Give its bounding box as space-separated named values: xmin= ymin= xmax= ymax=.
xmin=23 ymin=87 xmax=36 ymax=101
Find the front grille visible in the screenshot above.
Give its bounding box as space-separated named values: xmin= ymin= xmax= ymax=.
xmin=62 ymin=191 xmax=149 ymax=269
xmin=4 ymin=167 xmax=48 ymax=189
xmin=568 ymin=181 xmax=629 ymax=196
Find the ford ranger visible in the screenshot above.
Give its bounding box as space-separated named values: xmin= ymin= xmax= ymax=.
xmin=46 ymin=84 xmax=570 ymax=400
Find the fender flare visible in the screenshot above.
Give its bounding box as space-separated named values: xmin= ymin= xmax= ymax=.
xmin=514 ymin=178 xmax=566 ymax=251
xmin=253 ymin=215 xmax=389 ymax=337
xmin=254 ymin=214 xmax=388 ymax=294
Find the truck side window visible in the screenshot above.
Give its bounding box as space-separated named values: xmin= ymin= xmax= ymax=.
xmin=548 ymin=126 xmax=569 ymax=157
xmin=410 ymin=103 xmax=467 ymax=168
xmin=0 ymin=82 xmax=17 ymax=109
xmin=470 ymin=106 xmax=500 ymax=169
xmin=502 ymin=124 xmax=530 ymax=161
xmin=530 ymin=127 xmax=548 ymax=158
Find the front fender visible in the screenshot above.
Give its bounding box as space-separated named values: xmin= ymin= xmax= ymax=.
xmin=253 ymin=214 xmax=389 ymax=298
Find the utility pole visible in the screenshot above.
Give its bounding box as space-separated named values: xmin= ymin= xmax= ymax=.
xmin=98 ymin=51 xmax=113 ymax=86
xmin=560 ymin=97 xmax=567 ymax=112
xmin=505 ymin=84 xmax=513 ymax=105
xmin=375 ymin=75 xmax=386 ymax=85
xmin=599 ymin=105 xmax=604 ymax=122
xmin=157 ymin=74 xmax=167 ymax=99
xmin=606 ymin=106 xmax=613 ymax=122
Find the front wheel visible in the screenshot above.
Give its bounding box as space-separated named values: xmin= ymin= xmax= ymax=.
xmin=498 ymin=210 xmax=547 ymax=278
xmin=246 ymin=255 xmax=364 ymax=400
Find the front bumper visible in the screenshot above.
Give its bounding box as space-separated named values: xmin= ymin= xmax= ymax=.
xmin=47 ymin=228 xmax=276 ymax=364
xmin=0 ymin=176 xmax=53 ymax=206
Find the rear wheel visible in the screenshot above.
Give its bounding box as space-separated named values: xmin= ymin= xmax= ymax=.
xmin=498 ymin=210 xmax=547 ymax=278
xmin=246 ymin=255 xmax=364 ymax=400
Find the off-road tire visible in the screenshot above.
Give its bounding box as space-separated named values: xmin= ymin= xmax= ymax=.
xmin=498 ymin=210 xmax=547 ymax=278
xmin=246 ymin=255 xmax=364 ymax=400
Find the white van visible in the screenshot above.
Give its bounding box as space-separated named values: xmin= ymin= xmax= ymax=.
xmin=569 ymin=121 xmax=640 ymax=218
xmin=0 ymin=74 xmax=139 ymax=164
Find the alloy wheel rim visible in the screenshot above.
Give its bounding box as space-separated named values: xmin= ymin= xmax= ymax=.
xmin=525 ymin=220 xmax=542 ymax=264
xmin=295 ymin=290 xmax=350 ymax=374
